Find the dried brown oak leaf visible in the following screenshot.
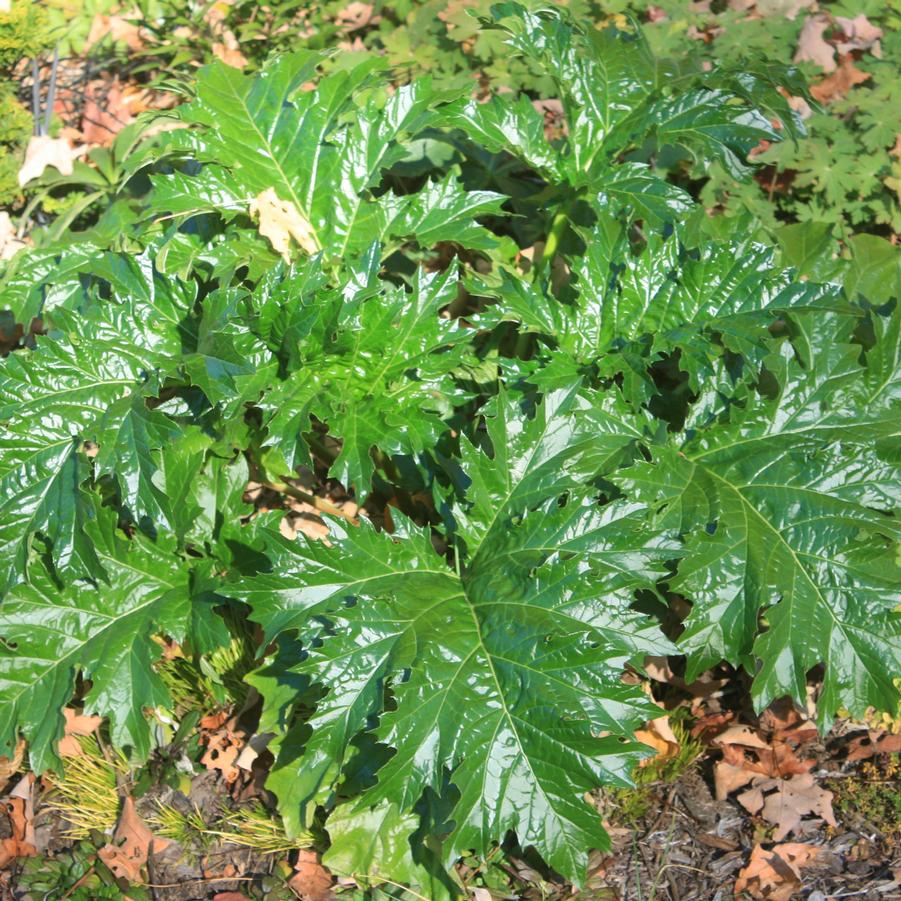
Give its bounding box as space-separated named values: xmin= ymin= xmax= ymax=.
xmin=735 ymin=842 xmax=820 ymax=901
xmin=794 ymin=14 xmax=836 ymax=71
xmin=98 ymin=796 xmax=170 ymax=882
xmin=288 ymin=849 xmax=334 ymax=901
xmin=835 ymin=14 xmax=882 ymax=56
xmin=810 ymin=57 xmax=871 ymax=103
xmin=336 ymin=2 xmax=378 ymax=32
xmin=713 ymin=722 xmax=814 ymax=802
xmin=737 ymin=773 xmax=836 ymax=840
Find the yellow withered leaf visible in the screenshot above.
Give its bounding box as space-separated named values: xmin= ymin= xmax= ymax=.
xmin=249 ymin=188 xmax=319 ymax=259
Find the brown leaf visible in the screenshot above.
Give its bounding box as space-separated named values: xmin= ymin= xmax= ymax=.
xmin=17 ymin=135 xmax=87 ymax=187
xmin=212 ymin=43 xmax=249 ymax=68
xmin=759 ymin=700 xmax=816 ymax=744
xmin=213 ymin=894 xmax=254 ymax=901
xmin=201 ymin=725 xmax=246 ymax=784
xmin=288 ymin=849 xmax=334 ymax=901
xmin=835 ymin=14 xmax=882 ymax=56
xmin=810 ymin=57 xmax=871 ymax=104
xmin=0 ymin=738 xmax=25 ymax=793
xmin=737 ymin=774 xmax=836 ymax=840
xmin=719 ymin=735 xmax=813 ymax=779
xmin=249 ymin=188 xmax=319 ymax=260
xmin=715 ymin=761 xmax=757 ymax=800
xmin=636 ymin=715 xmax=680 ymax=766
xmin=58 ymin=707 xmax=103 ymax=758
xmin=643 ymin=655 xmax=676 ymax=683
xmin=0 ymin=776 xmax=37 ymax=868
xmin=85 ymin=12 xmax=147 ymax=51
xmin=794 ymin=14 xmax=835 ymax=72
xmin=98 ymin=796 xmax=162 ymax=882
xmin=336 ymin=2 xmax=378 ymax=32
xmin=712 ymin=724 xmax=770 ymax=750
xmin=280 ymin=502 xmax=330 ymax=543
xmin=199 ymin=711 xmax=230 ymax=731
xmin=735 ymin=843 xmax=820 ymax=901
xmin=846 ymin=730 xmax=901 ymax=762
xmin=79 ymin=78 xmax=153 ymax=145
xmin=211 ymin=28 xmax=249 ymax=68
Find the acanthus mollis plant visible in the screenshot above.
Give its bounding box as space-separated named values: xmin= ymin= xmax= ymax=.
xmin=0 ymin=3 xmax=898 ymax=894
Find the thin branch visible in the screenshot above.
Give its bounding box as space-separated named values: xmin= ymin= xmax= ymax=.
xmin=261 ymin=480 xmax=358 ymax=524
xmin=44 ymin=44 xmax=60 ymax=135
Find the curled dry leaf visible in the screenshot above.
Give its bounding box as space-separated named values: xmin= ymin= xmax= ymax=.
xmin=289 ymin=849 xmax=334 ymax=901
xmin=635 ymin=714 xmax=680 ymax=766
xmin=250 ymin=188 xmax=319 ymax=259
xmin=735 ymin=842 xmax=820 ymax=901
xmin=17 ymin=135 xmax=87 ymax=187
xmin=794 ymin=15 xmax=835 ymax=72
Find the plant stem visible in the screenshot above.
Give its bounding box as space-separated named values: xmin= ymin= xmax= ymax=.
xmin=261 ymin=480 xmax=358 ymax=523
xmin=537 ymin=209 xmax=569 ymax=272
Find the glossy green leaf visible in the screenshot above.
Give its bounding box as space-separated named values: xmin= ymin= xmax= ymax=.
xmin=0 ymin=500 xmax=201 ymax=772
xmin=238 ymin=390 xmax=674 ymax=882
xmin=624 ymin=315 xmax=901 ymax=728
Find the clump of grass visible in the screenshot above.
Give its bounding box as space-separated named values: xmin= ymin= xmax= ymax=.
xmin=155 ymin=651 xmax=222 ymax=716
xmin=600 ymin=718 xmax=705 ymax=827
xmin=149 ymin=800 xmax=312 ymax=857
xmin=637 ymin=720 xmax=704 ymax=786
xmin=207 ymin=803 xmax=313 ymax=855
xmin=44 ymin=736 xmax=127 ymax=839
xmin=148 ymin=800 xmax=215 ymax=858
xmin=154 ymin=606 xmax=258 ymax=716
